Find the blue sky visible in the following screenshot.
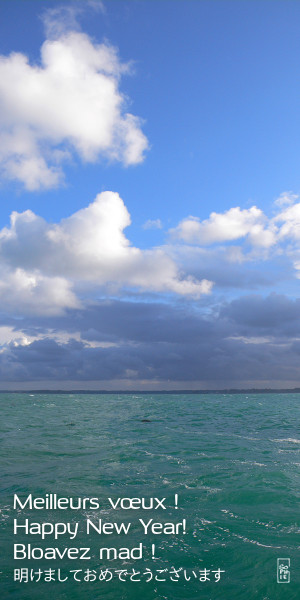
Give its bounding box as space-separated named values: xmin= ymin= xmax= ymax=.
xmin=0 ymin=0 xmax=299 ymax=389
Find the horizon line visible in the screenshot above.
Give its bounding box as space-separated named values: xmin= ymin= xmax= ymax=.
xmin=1 ymin=388 xmax=300 ymax=394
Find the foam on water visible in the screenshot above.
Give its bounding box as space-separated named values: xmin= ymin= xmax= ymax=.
xmin=271 ymin=438 xmax=300 ymax=444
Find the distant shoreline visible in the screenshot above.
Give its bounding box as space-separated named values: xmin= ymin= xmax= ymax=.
xmin=0 ymin=388 xmax=300 ymax=395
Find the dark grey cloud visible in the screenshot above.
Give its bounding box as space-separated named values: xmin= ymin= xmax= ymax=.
xmin=1 ymin=331 xmax=299 ymax=385
xmin=1 ymin=294 xmax=299 ymax=386
xmin=221 ymin=293 xmax=300 ymax=335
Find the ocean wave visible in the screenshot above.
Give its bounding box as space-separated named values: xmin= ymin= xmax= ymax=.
xmin=183 ymin=483 xmax=221 ymax=493
xmin=230 ymin=531 xmax=282 ymax=549
xmin=221 ymin=509 xmax=280 ymax=530
xmin=232 ymin=460 xmax=267 ymax=467
xmin=217 ymin=523 xmax=282 ymax=548
xmin=271 ymin=438 xmax=300 ymax=444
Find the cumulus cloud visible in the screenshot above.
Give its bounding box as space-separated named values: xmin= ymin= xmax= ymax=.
xmin=275 ymin=202 xmax=300 ymax=242
xmin=168 ymin=195 xmax=300 ymax=281
xmin=0 ymin=191 xmax=212 ymax=314
xmin=1 ymin=188 xmax=300 ymax=315
xmin=170 ymin=206 xmax=277 ymax=248
xmin=2 ymin=191 xmax=300 ymax=316
xmin=0 ymin=29 xmax=148 ymax=189
xmin=0 ymin=266 xmax=80 ymax=316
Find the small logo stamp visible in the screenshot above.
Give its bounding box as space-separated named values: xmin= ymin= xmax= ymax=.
xmin=277 ymin=558 xmax=290 ymax=583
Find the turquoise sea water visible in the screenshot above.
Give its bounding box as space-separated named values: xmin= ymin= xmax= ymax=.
xmin=0 ymin=392 xmax=299 ymax=599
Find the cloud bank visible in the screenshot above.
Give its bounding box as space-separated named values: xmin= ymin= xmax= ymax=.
xmin=1 ymin=294 xmax=299 ymax=388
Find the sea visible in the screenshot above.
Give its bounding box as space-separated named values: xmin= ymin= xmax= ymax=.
xmin=0 ymin=392 xmax=299 ymax=600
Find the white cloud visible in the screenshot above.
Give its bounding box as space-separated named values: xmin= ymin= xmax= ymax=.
xmin=0 ymin=191 xmax=213 ymax=314
xmin=275 ymin=202 xmax=300 ymax=242
xmin=42 ymin=1 xmax=106 ymax=40
xmin=0 ymin=30 xmax=148 ymax=190
xmin=0 ymin=266 xmax=80 ymax=316
xmin=273 ymin=202 xmax=300 ymax=276
xmin=170 ymin=206 xmax=277 ymax=248
xmin=0 ymin=326 xmax=34 ymax=348
xmin=1 ymin=190 xmax=299 ymax=316
xmin=143 ymin=219 xmax=163 ymax=230
xmin=167 ymin=195 xmax=300 ymax=284
xmin=274 ymin=191 xmax=298 ymax=208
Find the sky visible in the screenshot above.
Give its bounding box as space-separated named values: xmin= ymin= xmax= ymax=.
xmin=0 ymin=0 xmax=300 ymax=390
